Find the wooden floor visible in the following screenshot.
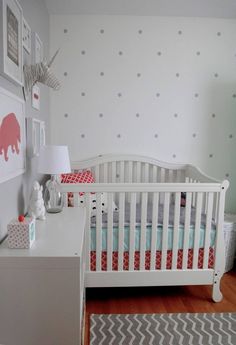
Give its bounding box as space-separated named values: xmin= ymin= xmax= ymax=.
xmin=85 ymin=267 xmax=236 ymax=344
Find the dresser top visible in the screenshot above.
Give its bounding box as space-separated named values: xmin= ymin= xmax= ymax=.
xmin=0 ymin=208 xmax=86 ymax=258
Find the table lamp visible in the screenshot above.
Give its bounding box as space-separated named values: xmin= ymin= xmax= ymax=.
xmin=38 ymin=145 xmax=71 ymax=213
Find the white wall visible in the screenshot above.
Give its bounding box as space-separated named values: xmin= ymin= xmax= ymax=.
xmin=50 ymin=15 xmax=236 ymax=212
xmin=0 ymin=0 xmax=50 ymax=240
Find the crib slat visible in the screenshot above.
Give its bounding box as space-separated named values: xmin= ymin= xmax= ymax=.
xmin=172 ymin=192 xmax=181 ymax=270
xmin=95 ymin=165 xmax=100 ymax=182
xmin=152 ymin=165 xmax=157 ymax=183
xmin=161 ymin=192 xmax=170 ymax=270
xmin=107 ymin=193 xmax=113 ymax=271
xmin=85 ymin=193 xmax=91 ymax=271
xmin=151 ymin=192 xmax=159 ymax=270
xmin=111 ymin=162 xmax=116 ymax=182
xmin=73 ymin=192 xmax=79 ymax=207
xmin=203 ymin=192 xmax=214 ymax=269
xmin=103 ymin=163 xmax=108 ymax=182
xmin=128 ymin=161 xmax=133 ymax=182
xmin=96 ymin=193 xmax=102 ymax=271
xmin=140 ymin=192 xmax=148 ymax=270
xmin=136 ymin=162 xmax=141 ymax=182
xmin=193 ymin=192 xmax=203 ymax=269
xmin=118 ymin=193 xmax=125 ymax=271
xmin=63 ymin=193 xmax=68 ymax=207
xmin=213 ymin=193 xmax=219 ymax=223
xmin=182 ymin=192 xmax=192 ymax=269
xmin=144 ymin=163 xmax=149 ymax=183
xmin=129 ymin=193 xmax=136 ymax=271
xmin=120 ymin=161 xmax=125 ymax=182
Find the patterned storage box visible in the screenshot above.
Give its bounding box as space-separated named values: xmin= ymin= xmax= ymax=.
xmin=7 ymin=217 xmax=36 ymax=249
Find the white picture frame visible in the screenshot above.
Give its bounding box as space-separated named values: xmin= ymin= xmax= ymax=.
xmin=31 ymin=83 xmax=40 ymax=110
xmin=0 ymin=0 xmax=23 ymax=86
xmin=32 ymin=32 xmax=43 ymax=64
xmin=0 ymin=87 xmax=26 ymax=183
xmin=22 ymin=17 xmax=31 ymax=54
xmin=26 ymin=117 xmax=45 ymax=157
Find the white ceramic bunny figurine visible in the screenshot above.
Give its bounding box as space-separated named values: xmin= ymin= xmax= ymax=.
xmin=28 ymin=181 xmax=46 ymax=220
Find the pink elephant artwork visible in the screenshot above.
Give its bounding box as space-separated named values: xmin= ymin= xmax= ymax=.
xmin=0 ymin=113 xmax=21 ymax=162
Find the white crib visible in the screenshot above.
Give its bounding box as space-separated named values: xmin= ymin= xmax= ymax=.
xmin=60 ymin=154 xmax=229 ymax=302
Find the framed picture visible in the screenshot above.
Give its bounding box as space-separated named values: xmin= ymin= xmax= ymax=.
xmin=22 ymin=17 xmax=31 ymax=54
xmin=0 ymin=0 xmax=23 ymax=86
xmin=32 ymin=32 xmax=43 ymax=64
xmin=31 ymin=83 xmax=40 ymax=110
xmin=26 ymin=117 xmax=45 ymax=157
xmin=0 ymin=87 xmax=26 ymax=183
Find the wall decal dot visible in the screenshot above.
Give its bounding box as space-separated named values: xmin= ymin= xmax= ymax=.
xmin=212 ymin=113 xmax=216 ymax=118
xmin=217 ymin=32 xmax=221 ymax=36
xmin=118 ymin=93 xmax=122 ymax=97
xmin=174 ymin=113 xmax=178 ymax=118
xmin=136 ymin=113 xmax=140 ymax=118
xmin=154 ymin=134 xmax=158 ymax=138
xmin=81 ymin=134 xmax=85 ymax=138
xmin=214 ymin=73 xmax=218 ymax=78
xmin=118 ymin=51 xmax=123 ymax=55
xmin=81 ymin=50 xmax=86 ymax=55
xmin=172 ymin=154 xmax=176 ymax=158
xmin=137 ymin=73 xmax=141 ymax=77
xmin=176 ymin=73 xmax=180 ymax=77
xmin=209 ymin=154 xmax=213 ymax=158
xmin=117 ymin=134 xmax=121 ymax=138
xmin=157 ymin=51 xmax=162 ymax=56
xmin=156 ymin=93 xmax=160 ymax=97
xmin=64 ymin=72 xmax=68 ymax=76
xmin=64 ymin=113 xmax=69 ymax=118
xmin=196 ymin=51 xmax=200 ymax=56
xmin=138 ymin=30 xmax=143 ymax=34
xmin=229 ymin=134 xmax=233 ymax=138
xmin=225 ymin=173 xmax=230 ymax=178
xmin=178 ymin=30 xmax=182 ymax=35
xmin=100 ymin=72 xmax=104 ymax=76
xmin=100 ymin=29 xmax=104 ymax=34
xmin=99 ymin=113 xmax=104 ymax=118
xmin=64 ymin=29 xmax=68 ymax=33
xmin=232 ymin=94 xmax=236 ymax=98
xmin=192 ymin=133 xmax=197 ymax=138
xmin=194 ymin=93 xmax=199 ymax=98
xmin=81 ymin=92 xmax=86 ymax=96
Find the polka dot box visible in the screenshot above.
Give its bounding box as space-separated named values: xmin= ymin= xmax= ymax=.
xmin=7 ymin=218 xmax=36 ymax=249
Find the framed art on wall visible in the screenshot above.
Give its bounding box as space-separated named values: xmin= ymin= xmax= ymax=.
xmin=22 ymin=17 xmax=31 ymax=54
xmin=32 ymin=32 xmax=43 ymax=64
xmin=0 ymin=87 xmax=26 ymax=183
xmin=0 ymin=0 xmax=23 ymax=86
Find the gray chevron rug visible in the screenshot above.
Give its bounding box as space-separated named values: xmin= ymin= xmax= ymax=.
xmin=90 ymin=313 xmax=236 ymax=345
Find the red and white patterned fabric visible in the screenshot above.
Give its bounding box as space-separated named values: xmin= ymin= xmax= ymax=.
xmin=61 ymin=171 xmax=95 ymax=185
xmin=61 ymin=171 xmax=95 ymax=204
xmin=90 ymin=248 xmax=215 ymax=271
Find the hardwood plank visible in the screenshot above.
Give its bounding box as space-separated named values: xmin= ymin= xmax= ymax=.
xmin=85 ymin=267 xmax=236 ymax=345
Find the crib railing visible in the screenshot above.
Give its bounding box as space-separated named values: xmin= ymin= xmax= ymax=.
xmin=60 ymin=181 xmax=228 ymax=275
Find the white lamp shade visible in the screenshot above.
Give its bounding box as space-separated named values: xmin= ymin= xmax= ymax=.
xmin=38 ymin=145 xmax=71 ymax=174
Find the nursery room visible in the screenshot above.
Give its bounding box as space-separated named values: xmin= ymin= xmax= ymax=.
xmin=0 ymin=0 xmax=236 ymax=344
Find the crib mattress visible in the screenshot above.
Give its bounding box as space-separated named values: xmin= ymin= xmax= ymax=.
xmin=90 ymin=224 xmax=215 ymax=251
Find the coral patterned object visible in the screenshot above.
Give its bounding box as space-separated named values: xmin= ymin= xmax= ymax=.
xmin=0 ymin=113 xmax=21 ymax=162
xmin=61 ymin=171 xmax=95 ymax=205
xmin=90 ymin=248 xmax=215 ymax=271
xmin=7 ymin=217 xmax=35 ymax=249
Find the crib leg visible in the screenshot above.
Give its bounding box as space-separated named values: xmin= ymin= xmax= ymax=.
xmin=212 ymin=270 xmax=223 ymax=302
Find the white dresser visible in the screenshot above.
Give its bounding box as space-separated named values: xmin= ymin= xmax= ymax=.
xmin=0 ymin=208 xmax=86 ymax=345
